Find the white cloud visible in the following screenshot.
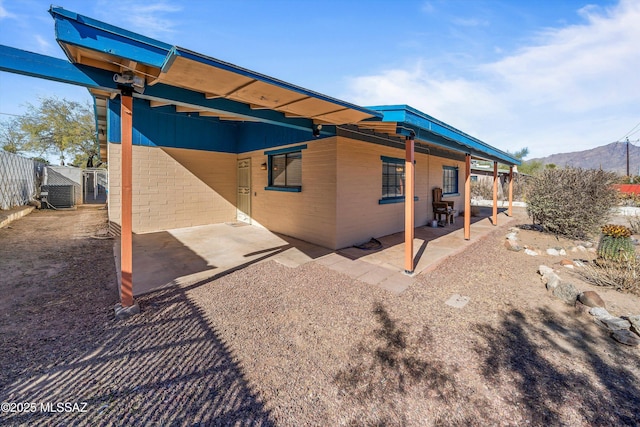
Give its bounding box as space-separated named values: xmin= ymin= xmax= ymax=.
xmin=94 ymin=1 xmax=182 ymax=38
xmin=0 ymin=0 xmax=16 ymax=19
xmin=345 ymin=0 xmax=640 ymax=159
xmin=34 ymin=34 xmax=53 ymax=54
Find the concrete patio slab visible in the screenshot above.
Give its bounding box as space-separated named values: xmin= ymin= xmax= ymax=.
xmin=113 ymin=207 xmax=522 ymax=297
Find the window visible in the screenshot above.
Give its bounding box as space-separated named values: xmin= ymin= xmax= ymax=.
xmin=265 ymin=144 xmax=306 ymax=192
xmin=470 ymin=175 xmax=478 ymax=182
xmin=443 ymin=166 xmax=459 ymax=195
xmin=382 ymin=158 xmax=405 ymax=199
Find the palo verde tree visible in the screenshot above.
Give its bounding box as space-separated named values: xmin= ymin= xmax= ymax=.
xmin=18 ymin=96 xmax=97 ymax=166
xmin=0 ymin=117 xmax=28 ymax=154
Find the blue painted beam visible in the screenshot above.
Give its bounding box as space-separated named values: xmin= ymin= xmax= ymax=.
xmin=0 ymin=45 xmax=331 ymax=135
xmin=137 ymin=84 xmax=325 ymax=134
xmin=0 ymin=44 xmax=119 ymax=92
xmin=50 ymin=7 xmax=171 ymax=68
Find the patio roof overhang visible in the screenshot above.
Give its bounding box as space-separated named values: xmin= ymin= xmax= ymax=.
xmin=49 ymin=6 xmax=385 ymax=160
xmin=46 ymin=6 xmax=519 ymax=168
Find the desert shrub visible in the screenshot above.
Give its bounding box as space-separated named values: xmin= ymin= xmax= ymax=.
xmin=628 ymin=214 xmax=640 ymax=234
xmin=525 ymin=167 xmax=618 ymax=239
xmin=470 ymin=180 xmax=493 ymax=200
xmin=579 ymin=258 xmax=640 ymax=297
xmin=597 ymin=224 xmax=635 ymax=261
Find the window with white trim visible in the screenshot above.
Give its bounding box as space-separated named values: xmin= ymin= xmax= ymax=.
xmin=443 ymin=166 xmax=459 ymax=195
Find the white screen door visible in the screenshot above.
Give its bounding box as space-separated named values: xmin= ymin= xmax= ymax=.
xmin=237 ymin=159 xmax=251 ymax=223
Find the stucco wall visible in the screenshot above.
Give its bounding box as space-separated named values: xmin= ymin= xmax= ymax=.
xmin=108 ymin=143 xmax=237 ymax=233
xmin=241 ymin=137 xmax=337 ymax=249
xmin=335 ymin=137 xmax=465 ymax=249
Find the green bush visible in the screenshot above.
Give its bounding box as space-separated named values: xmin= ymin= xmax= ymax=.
xmin=525 ymin=167 xmax=618 ymax=239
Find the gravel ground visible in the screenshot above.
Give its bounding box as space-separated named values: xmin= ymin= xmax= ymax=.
xmin=1 ymin=207 xmax=639 ymax=426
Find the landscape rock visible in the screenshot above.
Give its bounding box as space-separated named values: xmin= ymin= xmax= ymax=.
xmin=629 ymin=315 xmax=640 ymax=336
xmin=552 ymin=282 xmax=580 ymax=304
xmin=505 ymin=232 xmax=518 ymax=241
xmin=114 ymin=302 xmax=141 ymax=320
xmin=575 ymin=241 xmax=593 ymax=248
xmin=576 ymin=245 xmax=587 ymax=252
xmin=596 ymin=317 xmax=632 ymax=331
xmin=589 ymin=307 xmax=612 ymax=319
xmin=504 ymin=239 xmax=522 ymax=252
xmin=578 ymin=291 xmax=606 ymax=309
xmin=611 ymin=329 xmax=640 ymax=346
xmin=538 ymin=265 xmax=554 ymax=276
xmin=525 ymin=249 xmax=539 ymax=256
xmin=545 ymin=274 xmax=561 ymax=291
xmin=559 ymin=249 xmax=567 ymax=256
xmin=560 ymin=259 xmax=575 ymax=269
xmin=546 ymin=248 xmax=561 ymax=256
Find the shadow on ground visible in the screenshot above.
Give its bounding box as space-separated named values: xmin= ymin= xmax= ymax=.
xmin=1 ymin=285 xmax=274 ymax=426
xmin=473 ymin=308 xmax=640 ymax=426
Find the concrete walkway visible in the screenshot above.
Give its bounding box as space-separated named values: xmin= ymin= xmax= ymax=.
xmin=0 ymin=205 xmax=35 ymax=228
xmin=119 ymin=208 xmax=520 ymax=296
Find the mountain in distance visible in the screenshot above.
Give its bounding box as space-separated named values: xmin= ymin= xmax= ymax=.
xmin=529 ymin=141 xmax=640 ymax=175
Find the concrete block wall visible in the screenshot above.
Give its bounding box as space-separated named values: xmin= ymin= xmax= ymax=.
xmin=335 ymin=137 xmax=465 ymax=249
xmin=242 ymin=137 xmax=338 ymax=249
xmin=108 ymin=143 xmax=237 ymax=234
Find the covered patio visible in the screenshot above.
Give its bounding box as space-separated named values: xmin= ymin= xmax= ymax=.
xmin=117 ymin=206 xmax=519 ymax=296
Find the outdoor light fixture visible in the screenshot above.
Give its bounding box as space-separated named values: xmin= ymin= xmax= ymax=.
xmin=312 ymin=124 xmax=322 ymax=137
xmin=113 ymin=71 xmax=145 ymax=94
xmin=260 ymin=162 xmax=267 ymax=170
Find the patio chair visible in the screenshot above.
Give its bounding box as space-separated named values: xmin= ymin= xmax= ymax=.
xmin=433 ymin=187 xmax=456 ymax=225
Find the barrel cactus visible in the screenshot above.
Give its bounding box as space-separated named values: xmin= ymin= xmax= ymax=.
xmin=597 ymin=224 xmax=635 ymax=261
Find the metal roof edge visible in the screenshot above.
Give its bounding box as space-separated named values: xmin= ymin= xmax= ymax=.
xmin=367 ymin=104 xmax=520 ymax=165
xmin=49 ymin=6 xmax=173 ymax=52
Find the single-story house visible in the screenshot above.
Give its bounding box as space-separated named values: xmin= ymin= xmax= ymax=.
xmin=0 ymin=7 xmax=520 ymax=306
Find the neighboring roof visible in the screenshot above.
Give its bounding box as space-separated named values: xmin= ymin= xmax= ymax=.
xmin=45 ymin=6 xmax=519 ymax=166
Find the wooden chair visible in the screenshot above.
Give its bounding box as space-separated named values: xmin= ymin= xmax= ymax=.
xmin=433 ymin=187 xmax=456 ymax=225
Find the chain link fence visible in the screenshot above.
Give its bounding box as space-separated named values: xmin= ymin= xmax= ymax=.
xmin=0 ymin=151 xmax=45 ymax=210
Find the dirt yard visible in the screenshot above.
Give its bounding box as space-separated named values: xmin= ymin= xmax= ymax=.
xmin=1 ymin=207 xmax=639 ymax=426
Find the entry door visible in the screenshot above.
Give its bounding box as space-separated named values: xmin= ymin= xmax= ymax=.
xmin=237 ymin=159 xmax=251 ymax=223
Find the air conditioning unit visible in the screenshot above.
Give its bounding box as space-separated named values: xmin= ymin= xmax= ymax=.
xmin=40 ymin=185 xmax=75 ymax=209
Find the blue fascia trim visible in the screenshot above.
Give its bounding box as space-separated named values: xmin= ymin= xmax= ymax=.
xmin=265 ymin=144 xmax=308 ymax=156
xmin=0 ymin=45 xmax=120 ymax=92
xmin=265 ymin=186 xmax=302 ymax=193
xmin=50 ymin=7 xmax=171 ymax=68
xmin=368 ymin=105 xmax=520 ymax=166
xmin=379 ymin=196 xmax=420 ymax=205
xmin=168 ymin=47 xmax=383 ymax=120
xmin=136 ymin=84 xmax=319 ymax=133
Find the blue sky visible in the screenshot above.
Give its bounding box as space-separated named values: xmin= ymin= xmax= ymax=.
xmin=1 ymin=0 xmax=638 ymax=159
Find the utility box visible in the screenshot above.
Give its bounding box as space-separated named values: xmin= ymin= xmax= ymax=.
xmin=41 ymin=185 xmax=75 ymax=208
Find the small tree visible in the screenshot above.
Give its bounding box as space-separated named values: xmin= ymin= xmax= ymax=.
xmin=526 ymin=167 xmax=619 ymax=239
xmin=18 ymin=97 xmax=96 ymax=166
xmin=0 ymin=117 xmax=28 ymax=154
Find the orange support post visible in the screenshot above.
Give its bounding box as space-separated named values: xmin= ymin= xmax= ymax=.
xmin=404 ymin=135 xmax=415 ymax=274
xmin=508 ymin=166 xmax=513 ymax=217
xmin=464 ymin=154 xmax=471 ymax=240
xmin=492 ymin=161 xmax=498 ymax=226
xmin=120 ymin=92 xmax=134 ymax=307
